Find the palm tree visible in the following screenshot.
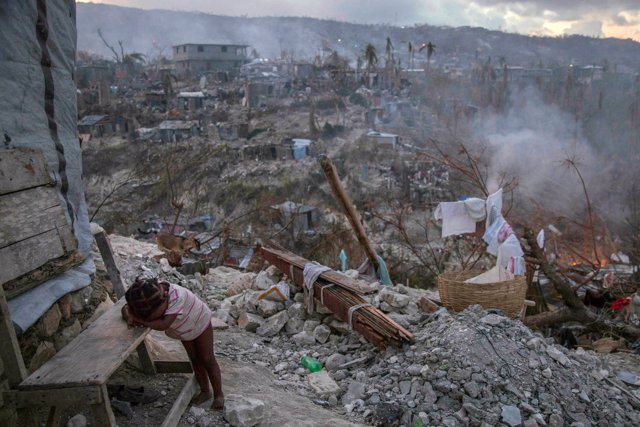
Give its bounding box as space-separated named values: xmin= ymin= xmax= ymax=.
xmin=364 ymin=43 xmax=378 ymax=87
xmin=419 ymin=42 xmax=436 ymax=70
xmin=385 ymin=37 xmax=394 ymax=62
xmin=162 ymin=72 xmax=177 ymax=97
xmin=408 ymin=41 xmax=415 ymax=70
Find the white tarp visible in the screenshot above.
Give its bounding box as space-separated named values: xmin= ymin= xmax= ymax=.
xmin=0 ymin=1 xmax=95 ymax=333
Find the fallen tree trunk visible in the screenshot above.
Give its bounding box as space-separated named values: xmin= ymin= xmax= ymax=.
xmin=523 ymin=228 xmax=640 ymax=341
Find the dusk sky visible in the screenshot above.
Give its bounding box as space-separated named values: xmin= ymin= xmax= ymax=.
xmin=78 ymin=0 xmax=640 ymax=42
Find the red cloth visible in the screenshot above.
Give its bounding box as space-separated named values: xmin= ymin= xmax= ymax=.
xmin=612 ymin=297 xmax=631 ymax=311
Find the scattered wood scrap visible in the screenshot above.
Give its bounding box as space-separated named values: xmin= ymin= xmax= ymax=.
xmin=260 ymin=246 xmax=413 ymax=349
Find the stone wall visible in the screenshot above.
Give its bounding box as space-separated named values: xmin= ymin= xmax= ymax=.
xmin=0 ymin=268 xmax=113 ymax=426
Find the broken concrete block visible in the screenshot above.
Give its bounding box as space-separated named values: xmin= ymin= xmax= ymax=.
xmin=328 ymin=320 xmax=350 ymax=334
xmin=257 ymin=299 xmax=280 ymax=317
xmin=313 ymin=324 xmax=331 ymax=344
xmin=38 ymin=304 xmax=62 ymax=337
xmin=223 ymin=394 xmax=265 ymax=427
xmin=213 ymin=309 xmax=233 ymax=325
xmin=292 ymin=331 xmax=317 ymax=346
xmin=501 ymin=405 xmax=522 ymax=427
xmin=242 ymin=291 xmax=262 ymax=314
xmin=256 ymin=311 xmax=289 ymax=336
xmin=285 ymin=317 xmax=304 ymax=335
xmin=480 ymin=313 xmax=507 ymax=326
xmin=237 ymin=312 xmax=264 ymax=333
xmin=221 ymin=299 xmax=241 ymax=319
xmin=189 ymin=406 xmax=206 ymax=418
xmin=546 ymin=346 xmax=570 ymax=366
xmin=308 ymin=370 xmax=341 ymax=398
xmin=342 ymin=381 xmax=366 ymax=405
xmin=303 ymin=320 xmax=321 ymax=334
xmin=325 ymin=353 xmax=346 ymax=371
xmin=287 ymin=302 xmax=306 ymax=320
xmin=253 ymin=270 xmax=276 ymax=291
xmin=379 ymin=288 xmax=410 ymax=309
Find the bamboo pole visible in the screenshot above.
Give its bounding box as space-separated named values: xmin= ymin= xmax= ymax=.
xmin=319 ymin=155 xmax=380 ymax=272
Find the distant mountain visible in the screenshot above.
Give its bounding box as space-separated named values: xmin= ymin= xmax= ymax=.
xmin=77 ymin=3 xmax=640 ymax=71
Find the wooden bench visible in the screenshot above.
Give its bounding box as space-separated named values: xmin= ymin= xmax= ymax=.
xmin=3 ymin=223 xmax=203 ymax=426
xmin=13 ymin=299 xmax=151 ymax=425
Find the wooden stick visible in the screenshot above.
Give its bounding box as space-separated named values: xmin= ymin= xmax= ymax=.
xmin=91 ymin=225 xmax=126 ymax=299
xmin=319 ymin=156 xmax=379 ymax=272
xmin=0 ymin=283 xmax=27 ymax=387
xmin=161 ymin=375 xmax=198 ymax=427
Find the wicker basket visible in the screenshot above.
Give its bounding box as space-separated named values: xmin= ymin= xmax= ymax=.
xmin=437 ymin=270 xmax=527 ymax=318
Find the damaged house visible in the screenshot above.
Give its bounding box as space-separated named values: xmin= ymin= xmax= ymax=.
xmin=157 ymin=120 xmax=201 ymax=142
xmin=271 ymin=201 xmax=318 ymax=234
xmin=178 ymin=91 xmax=206 ymax=111
xmin=78 ymin=114 xmax=113 ymax=139
xmin=217 ymin=122 xmax=249 ymax=140
xmin=242 ymin=138 xmax=315 ymax=161
xmin=173 ymin=43 xmax=249 ymax=77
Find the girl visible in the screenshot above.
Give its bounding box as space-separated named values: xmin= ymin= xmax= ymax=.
xmin=121 ymin=277 xmax=224 ymax=410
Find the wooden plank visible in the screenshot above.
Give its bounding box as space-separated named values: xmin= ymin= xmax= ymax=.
xmin=89 ymin=384 xmax=116 ymax=427
xmin=45 ymin=406 xmax=64 ymax=427
xmin=19 ymin=299 xmax=150 ymax=390
xmin=93 ymin=230 xmax=125 ymax=298
xmin=0 ymin=284 xmax=27 ymax=387
xmin=0 ymin=186 xmax=74 ymax=249
xmin=136 ymin=341 xmax=157 ymax=375
xmin=5 ymin=386 xmax=102 ymax=408
xmin=2 ymin=251 xmax=84 ymax=300
xmin=160 ymin=375 xmax=198 ymax=427
xmin=0 ymin=226 xmax=72 ymax=285
xmin=0 ymin=148 xmax=52 ymax=196
xmin=320 ymin=156 xmax=380 ymax=271
xmin=154 ymin=361 xmax=193 ymax=374
xmin=260 ymin=247 xmax=374 ymax=294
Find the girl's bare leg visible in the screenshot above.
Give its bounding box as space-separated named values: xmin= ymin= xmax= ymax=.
xmin=182 ymin=339 xmax=212 ymax=404
xmin=194 ymin=324 xmax=224 ymax=410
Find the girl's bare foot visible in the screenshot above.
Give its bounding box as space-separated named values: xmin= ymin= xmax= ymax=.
xmin=211 ymin=395 xmax=224 ymax=410
xmin=191 ymin=391 xmax=212 ymax=405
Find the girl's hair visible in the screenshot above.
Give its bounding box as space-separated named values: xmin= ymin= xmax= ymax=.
xmin=125 ymin=277 xmax=168 ymax=319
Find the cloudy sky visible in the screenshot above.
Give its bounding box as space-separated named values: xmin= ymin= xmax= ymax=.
xmin=79 ymin=0 xmax=640 ymax=41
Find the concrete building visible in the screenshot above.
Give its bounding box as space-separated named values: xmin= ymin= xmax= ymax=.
xmin=173 ymin=43 xmax=249 ymax=77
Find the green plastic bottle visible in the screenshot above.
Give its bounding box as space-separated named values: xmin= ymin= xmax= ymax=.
xmin=301 ymin=356 xmax=323 ymax=372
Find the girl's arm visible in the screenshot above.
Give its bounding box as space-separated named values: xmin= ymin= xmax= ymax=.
xmin=133 ymin=313 xmax=178 ymax=331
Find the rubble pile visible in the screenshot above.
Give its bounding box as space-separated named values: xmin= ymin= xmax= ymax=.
xmin=212 ymin=270 xmax=640 ymax=427
xmin=110 ymin=241 xmax=640 ymax=427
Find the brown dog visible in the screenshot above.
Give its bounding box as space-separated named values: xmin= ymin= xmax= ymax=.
xmin=155 ymin=233 xmax=200 ymax=254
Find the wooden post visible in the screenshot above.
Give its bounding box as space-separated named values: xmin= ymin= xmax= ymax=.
xmin=89 ymin=384 xmax=116 ymax=426
xmin=136 ymin=342 xmax=157 ymax=375
xmin=319 ymin=156 xmax=379 ymax=271
xmin=160 ymin=375 xmax=198 ymax=427
xmin=91 ymin=224 xmax=126 ymax=299
xmin=0 ymin=284 xmax=27 ymax=388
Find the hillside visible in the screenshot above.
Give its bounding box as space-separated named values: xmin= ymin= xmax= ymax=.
xmin=77 ymin=3 xmax=640 ymax=71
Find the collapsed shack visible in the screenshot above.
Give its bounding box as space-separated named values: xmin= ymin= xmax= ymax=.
xmin=260 ymin=246 xmax=414 ymax=349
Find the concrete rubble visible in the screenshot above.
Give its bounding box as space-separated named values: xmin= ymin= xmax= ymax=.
xmin=110 ymin=239 xmax=640 ymax=427
xmin=223 ymin=394 xmax=265 ymax=427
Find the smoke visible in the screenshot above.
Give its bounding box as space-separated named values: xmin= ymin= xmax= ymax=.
xmin=77 ymin=4 xmax=334 ymax=60
xmin=472 ymin=87 xmax=630 ymax=228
